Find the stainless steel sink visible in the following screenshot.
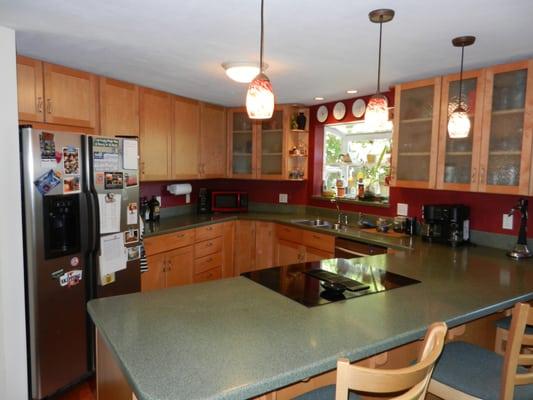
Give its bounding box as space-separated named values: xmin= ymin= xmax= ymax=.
xmin=292 ymin=219 xmax=333 ymax=228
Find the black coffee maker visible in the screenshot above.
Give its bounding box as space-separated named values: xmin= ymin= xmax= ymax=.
xmin=421 ymin=204 xmax=470 ymax=246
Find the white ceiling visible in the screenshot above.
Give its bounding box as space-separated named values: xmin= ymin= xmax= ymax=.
xmin=1 ymin=0 xmax=533 ymax=107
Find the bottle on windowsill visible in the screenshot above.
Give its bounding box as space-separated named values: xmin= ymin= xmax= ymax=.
xmin=357 ymin=178 xmax=365 ymax=200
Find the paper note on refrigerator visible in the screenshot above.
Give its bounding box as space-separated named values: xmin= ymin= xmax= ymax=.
xmin=99 ymin=233 xmax=127 ymax=277
xmin=123 ymin=139 xmax=138 ymax=170
xmin=98 ymin=193 xmax=121 ymax=234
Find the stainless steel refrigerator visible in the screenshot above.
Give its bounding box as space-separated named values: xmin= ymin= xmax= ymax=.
xmin=20 ymin=126 xmax=141 ymax=399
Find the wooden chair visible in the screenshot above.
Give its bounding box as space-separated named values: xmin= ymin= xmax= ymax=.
xmin=495 ymin=314 xmax=533 ymax=355
xmin=294 ymin=322 xmax=447 ymax=400
xmin=429 ymin=302 xmax=533 ymax=400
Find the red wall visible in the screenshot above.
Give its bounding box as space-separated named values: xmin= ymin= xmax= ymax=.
xmin=140 ymin=90 xmax=531 ymax=237
xmin=140 ymin=179 xmax=308 ymax=208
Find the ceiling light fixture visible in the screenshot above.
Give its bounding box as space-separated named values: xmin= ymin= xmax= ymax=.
xmin=346 ymin=90 xmax=358 ymax=94
xmin=222 ymin=62 xmax=268 ymax=83
xmin=365 ymin=9 xmax=394 ymax=128
xmin=448 ymin=36 xmax=476 ymax=139
xmin=246 ymin=0 xmax=274 ymax=119
xmin=314 ymin=96 xmax=325 ymax=101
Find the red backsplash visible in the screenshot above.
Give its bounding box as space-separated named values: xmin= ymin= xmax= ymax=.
xmin=140 ymin=179 xmax=308 ymax=208
xmin=141 ymin=91 xmax=531 ymax=238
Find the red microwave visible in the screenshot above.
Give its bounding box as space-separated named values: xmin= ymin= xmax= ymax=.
xmin=211 ymin=192 xmax=248 ymax=212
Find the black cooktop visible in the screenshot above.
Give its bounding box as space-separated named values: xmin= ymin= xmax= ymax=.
xmin=242 ymin=259 xmax=420 ymax=307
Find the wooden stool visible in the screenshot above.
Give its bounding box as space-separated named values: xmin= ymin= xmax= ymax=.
xmin=429 ymin=302 xmax=533 ymax=400
xmin=294 ymin=322 xmax=447 ymax=400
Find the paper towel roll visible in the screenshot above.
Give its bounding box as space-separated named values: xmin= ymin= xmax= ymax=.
xmin=166 ymin=183 xmax=192 ymax=196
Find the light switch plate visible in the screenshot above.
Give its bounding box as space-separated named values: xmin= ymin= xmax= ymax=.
xmin=185 ymin=194 xmax=191 ymax=204
xmin=503 ymin=214 xmax=513 ymax=230
xmin=279 ymin=193 xmax=288 ymax=203
xmin=397 ymin=203 xmax=408 ymax=216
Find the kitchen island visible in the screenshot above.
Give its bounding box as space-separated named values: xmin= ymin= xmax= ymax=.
xmin=88 ymin=240 xmax=533 ymax=400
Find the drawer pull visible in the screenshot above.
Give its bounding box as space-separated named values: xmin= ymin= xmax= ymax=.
xmin=176 ymin=233 xmax=185 ymax=238
xmin=206 ymin=242 xmax=212 ymax=247
xmin=207 ymin=258 xmax=212 ymax=262
xmin=312 ymin=235 xmax=320 ymax=239
xmin=206 ymin=226 xmax=213 ymax=230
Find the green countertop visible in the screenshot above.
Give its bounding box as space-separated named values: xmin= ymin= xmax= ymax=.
xmin=88 ymin=217 xmax=533 ymax=400
xmin=143 ymin=212 xmax=416 ymax=251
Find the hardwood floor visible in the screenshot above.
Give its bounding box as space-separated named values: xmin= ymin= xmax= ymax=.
xmin=54 ymin=377 xmax=96 ymax=400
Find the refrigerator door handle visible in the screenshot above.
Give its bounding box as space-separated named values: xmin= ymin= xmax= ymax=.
xmin=87 ymin=191 xmax=100 ymax=253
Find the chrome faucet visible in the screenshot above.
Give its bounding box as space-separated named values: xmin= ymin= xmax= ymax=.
xmin=330 ymin=198 xmax=348 ymax=225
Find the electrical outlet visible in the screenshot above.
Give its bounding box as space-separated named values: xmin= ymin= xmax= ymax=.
xmin=503 ymin=214 xmax=513 ymax=230
xmin=185 ymin=194 xmax=191 ymax=204
xmin=279 ymin=193 xmax=288 ymax=203
xmin=397 ymin=203 xmax=408 ymax=216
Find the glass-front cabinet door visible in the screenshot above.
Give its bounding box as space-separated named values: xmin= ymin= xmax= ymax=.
xmin=479 ymin=61 xmax=533 ymax=195
xmin=391 ymin=77 xmax=441 ymax=188
xmin=229 ymin=109 xmax=256 ymax=178
xmin=436 ymin=70 xmax=485 ymax=191
xmin=258 ymin=109 xmax=284 ymax=179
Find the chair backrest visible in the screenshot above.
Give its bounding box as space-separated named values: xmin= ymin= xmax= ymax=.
xmin=501 ymin=302 xmax=533 ymax=400
xmin=335 ymin=322 xmax=447 ymax=400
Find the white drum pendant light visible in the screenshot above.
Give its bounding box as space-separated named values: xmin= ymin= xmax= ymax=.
xmin=246 ymin=0 xmax=274 ymax=119
xmin=448 ymin=36 xmax=476 ymax=139
xmin=365 ymin=9 xmax=394 ymax=129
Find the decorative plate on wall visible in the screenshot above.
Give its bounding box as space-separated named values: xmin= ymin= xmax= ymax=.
xmin=316 ymin=105 xmax=328 ymax=123
xmin=333 ymin=102 xmax=346 ymax=120
xmin=352 ymin=98 xmax=366 ymax=118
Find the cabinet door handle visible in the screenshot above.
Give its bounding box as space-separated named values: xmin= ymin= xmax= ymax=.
xmin=37 ymin=97 xmax=43 ymax=113
xmin=206 ymin=242 xmax=213 ymax=247
xmin=480 ymin=166 xmax=486 ymax=183
xmin=471 ymin=167 xmax=477 ymax=183
xmin=141 ymin=162 xmax=145 ymax=176
xmin=162 ymin=261 xmax=167 ymax=272
xmin=167 ymin=261 xmax=172 ymax=271
xmin=312 ymin=234 xmax=320 ymax=240
xmin=46 ymin=98 xmax=53 ymax=114
xmin=206 ymin=226 xmax=213 ymax=231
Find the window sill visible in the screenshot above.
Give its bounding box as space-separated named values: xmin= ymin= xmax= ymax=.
xmin=311 ymin=195 xmax=390 ymax=208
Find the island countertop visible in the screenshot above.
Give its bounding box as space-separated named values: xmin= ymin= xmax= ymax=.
xmin=88 ymin=243 xmax=533 ymax=400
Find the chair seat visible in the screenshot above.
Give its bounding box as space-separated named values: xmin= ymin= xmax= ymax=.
xmin=432 ymin=341 xmax=533 ymax=400
xmin=293 ymin=384 xmax=360 ymax=400
xmin=496 ymin=316 xmax=533 ymax=333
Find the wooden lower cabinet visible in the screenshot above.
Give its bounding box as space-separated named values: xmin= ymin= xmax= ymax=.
xmin=142 ymin=246 xmax=194 ymax=291
xmin=276 ymin=239 xmax=304 ymax=265
xmin=234 ymin=220 xmax=256 ymax=274
xmin=222 ymin=222 xmax=235 ymax=278
xmin=142 ymin=253 xmax=166 ymax=292
xmin=275 ymin=224 xmax=334 ymax=266
xmin=305 ymin=246 xmax=334 ymax=262
xmin=165 ymin=246 xmax=194 ymax=287
xmin=255 ymin=222 xmax=275 ymax=270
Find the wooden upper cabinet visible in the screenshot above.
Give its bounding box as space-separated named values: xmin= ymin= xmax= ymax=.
xmin=391 ymin=77 xmax=442 ymax=189
xmin=258 ymin=108 xmax=285 ymax=180
xmin=16 ymin=56 xmax=44 ymax=122
xmin=43 ymin=63 xmax=97 ymax=128
xmin=228 ymin=108 xmax=257 ymax=178
xmin=479 ymin=60 xmax=533 ymax=195
xmin=99 ymin=78 xmax=139 ymax=137
xmin=200 ymin=103 xmax=227 ymax=178
xmin=436 ymin=69 xmax=485 ymax=192
xmin=139 ymin=88 xmax=172 ymax=181
xmin=172 ymin=96 xmax=200 ymax=179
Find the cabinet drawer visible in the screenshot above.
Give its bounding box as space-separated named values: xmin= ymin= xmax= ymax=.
xmin=301 ymin=230 xmax=335 ymax=253
xmin=195 ymin=223 xmax=223 ymax=241
xmin=195 ymin=236 xmax=223 ymax=259
xmin=193 ymin=266 xmax=222 ymax=283
xmin=194 ymin=252 xmax=223 ymax=274
xmin=144 ymin=229 xmax=195 ymax=255
xmin=276 ymin=224 xmax=303 ymax=243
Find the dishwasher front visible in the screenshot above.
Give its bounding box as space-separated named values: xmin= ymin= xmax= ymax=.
xmin=334 ymin=237 xmax=388 ymax=258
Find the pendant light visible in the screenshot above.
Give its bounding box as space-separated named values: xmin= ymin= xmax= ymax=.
xmin=448 ymin=36 xmax=476 ymax=139
xmin=246 ymin=0 xmax=274 ymax=119
xmin=365 ymin=9 xmax=394 ymax=128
